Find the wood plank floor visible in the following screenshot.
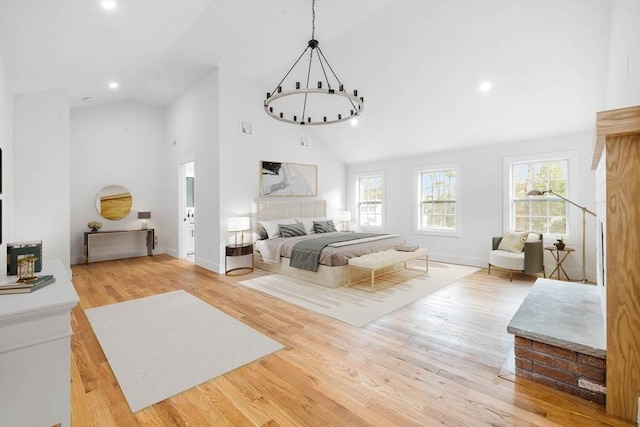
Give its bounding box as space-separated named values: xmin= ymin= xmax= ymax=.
xmin=70 ymin=255 xmax=633 ymax=426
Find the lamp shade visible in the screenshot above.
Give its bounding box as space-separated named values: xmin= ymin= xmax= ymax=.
xmin=137 ymin=211 xmax=151 ymax=219
xmin=227 ymin=217 xmax=250 ymax=232
xmin=337 ymin=211 xmax=352 ymax=222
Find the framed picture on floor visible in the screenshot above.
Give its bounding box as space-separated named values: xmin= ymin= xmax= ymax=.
xmin=260 ymin=161 xmax=317 ymax=197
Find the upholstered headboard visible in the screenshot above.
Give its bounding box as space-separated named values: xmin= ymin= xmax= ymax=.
xmin=253 ymin=199 xmax=326 ymax=223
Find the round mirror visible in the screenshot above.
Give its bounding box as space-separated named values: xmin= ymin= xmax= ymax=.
xmin=95 ymin=185 xmax=133 ymax=220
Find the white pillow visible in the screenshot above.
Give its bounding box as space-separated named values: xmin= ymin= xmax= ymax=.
xmin=498 ymin=230 xmax=530 ymax=253
xmin=526 ymin=233 xmax=540 ymax=242
xmin=295 ymin=217 xmax=328 ymax=234
xmin=259 ymin=218 xmax=297 ymax=239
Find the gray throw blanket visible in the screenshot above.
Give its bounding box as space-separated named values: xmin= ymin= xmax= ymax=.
xmin=289 ymin=233 xmax=385 ymax=272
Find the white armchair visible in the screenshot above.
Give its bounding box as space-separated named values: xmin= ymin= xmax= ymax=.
xmin=488 ymin=231 xmax=545 ymax=282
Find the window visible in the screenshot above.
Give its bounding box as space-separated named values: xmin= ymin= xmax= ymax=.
xmin=416 ymin=164 xmax=461 ymax=236
xmin=510 ymin=158 xmax=569 ymax=235
xmin=356 ymin=174 xmax=383 ymax=228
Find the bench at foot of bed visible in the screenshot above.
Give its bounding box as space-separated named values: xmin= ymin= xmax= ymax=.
xmin=347 ymin=248 xmax=429 ymax=292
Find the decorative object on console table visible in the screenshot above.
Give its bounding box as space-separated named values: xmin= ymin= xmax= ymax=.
xmin=554 ymin=236 xmax=566 ymax=250
xmin=87 ymin=220 xmax=102 ymax=232
xmin=260 ymin=161 xmax=317 ymax=197
xmin=138 ymin=211 xmax=151 ymax=230
xmin=337 ymin=211 xmax=352 ymax=231
xmin=227 ymin=217 xmax=250 ymax=246
xmin=7 ymin=240 xmax=42 ymax=276
xmin=527 ymin=189 xmax=596 ymax=283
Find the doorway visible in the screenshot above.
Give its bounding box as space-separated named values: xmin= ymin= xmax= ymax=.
xmin=180 ymin=161 xmax=195 ymax=261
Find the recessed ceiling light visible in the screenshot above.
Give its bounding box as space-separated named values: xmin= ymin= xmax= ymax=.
xmin=108 ymin=81 xmax=119 ymax=90
xmin=101 ymin=1 xmax=117 ymax=11
xmin=479 ymin=81 xmax=492 ymax=92
xmin=351 ymin=118 xmax=358 ymax=126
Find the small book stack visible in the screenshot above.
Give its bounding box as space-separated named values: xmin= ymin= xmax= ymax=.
xmin=0 ymin=275 xmax=55 ymax=295
xmin=394 ymin=244 xmax=419 ymax=252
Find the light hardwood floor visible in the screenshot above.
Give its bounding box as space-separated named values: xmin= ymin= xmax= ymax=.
xmin=70 ymin=255 xmax=633 ymax=426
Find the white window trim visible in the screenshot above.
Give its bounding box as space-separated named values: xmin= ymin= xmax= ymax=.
xmin=414 ymin=163 xmax=462 ymax=237
xmin=354 ymin=171 xmax=385 ymax=232
xmin=503 ymin=151 xmax=578 ymax=242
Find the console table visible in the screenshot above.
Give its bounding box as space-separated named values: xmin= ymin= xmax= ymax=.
xmin=0 ymin=259 xmax=79 ymax=426
xmin=84 ymin=229 xmax=155 ymax=264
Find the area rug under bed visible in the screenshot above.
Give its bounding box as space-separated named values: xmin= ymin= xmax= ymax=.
xmin=239 ymin=261 xmax=479 ymax=327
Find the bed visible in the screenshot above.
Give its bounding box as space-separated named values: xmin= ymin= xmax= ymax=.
xmin=252 ymin=200 xmax=406 ymax=288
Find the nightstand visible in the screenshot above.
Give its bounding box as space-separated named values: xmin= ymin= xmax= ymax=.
xmin=225 ymin=243 xmax=254 ymax=276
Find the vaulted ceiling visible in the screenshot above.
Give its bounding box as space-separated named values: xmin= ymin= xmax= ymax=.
xmin=0 ymin=0 xmax=613 ymax=164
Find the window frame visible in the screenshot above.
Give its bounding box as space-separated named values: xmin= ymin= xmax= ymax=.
xmin=354 ymin=172 xmax=385 ymax=231
xmin=414 ymin=163 xmax=462 ymax=237
xmin=503 ymin=151 xmax=577 ymax=241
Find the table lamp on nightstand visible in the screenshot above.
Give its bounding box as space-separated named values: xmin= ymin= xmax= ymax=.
xmin=337 ymin=211 xmax=352 ymax=232
xmin=227 ymin=217 xmax=250 ymax=246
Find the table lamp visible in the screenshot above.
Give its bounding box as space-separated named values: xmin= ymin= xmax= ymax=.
xmin=337 ymin=211 xmax=352 ymax=232
xmin=138 ymin=211 xmax=151 ymax=230
xmin=227 ymin=217 xmax=250 ymax=246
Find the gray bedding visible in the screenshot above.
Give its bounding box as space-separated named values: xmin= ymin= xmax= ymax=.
xmin=289 ymin=233 xmax=387 ymax=272
xmin=256 ymin=232 xmax=407 ymax=268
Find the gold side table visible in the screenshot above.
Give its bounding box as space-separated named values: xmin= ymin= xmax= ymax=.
xmin=545 ymin=246 xmax=575 ymax=281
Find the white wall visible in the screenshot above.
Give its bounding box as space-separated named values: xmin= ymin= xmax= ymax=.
xmin=0 ymin=47 xmax=12 ymax=278
xmin=66 ymin=67 xmax=347 ymax=275
xmin=218 ymin=66 xmax=347 ymax=271
xmin=164 ymin=70 xmax=220 ymax=271
xmin=347 ymin=132 xmax=597 ymax=280
xmin=605 ymin=0 xmax=640 ymax=109
xmin=13 ymin=89 xmax=70 ymax=268
xmin=69 ymin=101 xmax=166 ymax=264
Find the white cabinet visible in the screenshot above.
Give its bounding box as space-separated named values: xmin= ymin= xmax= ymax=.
xmin=186 ymin=222 xmax=195 ymax=255
xmin=0 ymin=260 xmax=79 ymax=427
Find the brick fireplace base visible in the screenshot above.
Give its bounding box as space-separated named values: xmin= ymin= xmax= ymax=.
xmin=507 ymin=279 xmax=606 ymax=405
xmin=514 ymin=336 xmax=606 ymax=404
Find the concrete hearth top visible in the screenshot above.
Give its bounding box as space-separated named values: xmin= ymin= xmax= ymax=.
xmin=507 ymin=278 xmax=606 ymax=358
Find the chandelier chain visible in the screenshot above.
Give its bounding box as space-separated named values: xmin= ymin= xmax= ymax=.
xmin=311 ymin=0 xmax=316 ymax=40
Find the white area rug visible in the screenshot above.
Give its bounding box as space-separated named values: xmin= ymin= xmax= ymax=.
xmin=239 ymin=262 xmax=480 ymax=327
xmin=86 ymin=290 xmax=283 ymax=413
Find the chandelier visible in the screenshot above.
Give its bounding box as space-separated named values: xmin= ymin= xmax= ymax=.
xmin=264 ymin=0 xmax=364 ymax=125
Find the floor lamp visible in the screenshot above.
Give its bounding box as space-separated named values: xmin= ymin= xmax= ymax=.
xmin=527 ymin=190 xmax=596 ymax=283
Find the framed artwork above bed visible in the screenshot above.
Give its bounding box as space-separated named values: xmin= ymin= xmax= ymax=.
xmin=260 ymin=161 xmax=317 ymax=197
